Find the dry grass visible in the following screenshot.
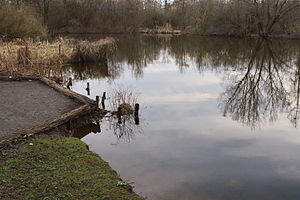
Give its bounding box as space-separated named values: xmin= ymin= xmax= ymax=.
xmin=109 ymin=86 xmax=138 ymax=113
xmin=139 ymin=23 xmax=182 ymax=34
xmin=0 ymin=37 xmax=115 ymax=78
xmin=0 ymin=39 xmax=70 ymax=77
xmin=71 ymin=38 xmax=116 ymax=64
xmin=157 ymin=23 xmax=174 ymax=34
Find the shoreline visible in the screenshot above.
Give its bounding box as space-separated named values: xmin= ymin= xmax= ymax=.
xmin=0 ymin=134 xmax=143 ymax=200
xmin=0 ymin=75 xmax=143 ymax=199
xmin=54 ymin=31 xmax=300 ymax=40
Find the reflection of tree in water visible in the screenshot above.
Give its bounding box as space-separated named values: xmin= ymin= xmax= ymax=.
xmin=65 ymin=113 xmax=142 ymax=143
xmin=114 ymin=35 xmax=167 ymax=79
xmin=65 ymin=35 xmax=300 ymax=128
xmin=220 ymin=39 xmax=300 ymax=128
xmin=168 ymin=36 xmax=257 ymax=72
xmin=66 ymin=62 xmax=123 ymax=81
xmin=67 ymin=35 xmax=168 ymax=80
xmin=105 ymin=114 xmax=143 ymax=144
xmin=288 ymin=60 xmax=300 ymax=127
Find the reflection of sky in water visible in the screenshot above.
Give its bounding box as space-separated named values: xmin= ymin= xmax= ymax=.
xmin=70 ymin=40 xmax=300 ymax=200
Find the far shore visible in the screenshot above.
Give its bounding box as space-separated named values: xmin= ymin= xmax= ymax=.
xmin=49 ymin=31 xmax=300 ymax=41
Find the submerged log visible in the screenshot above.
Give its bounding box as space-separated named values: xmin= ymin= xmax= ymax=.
xmin=40 ymin=77 xmax=96 ymax=105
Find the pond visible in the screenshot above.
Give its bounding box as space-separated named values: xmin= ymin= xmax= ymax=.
xmin=68 ymin=35 xmax=300 ymax=200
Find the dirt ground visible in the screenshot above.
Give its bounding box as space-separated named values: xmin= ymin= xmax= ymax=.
xmin=0 ymin=79 xmax=82 ymax=141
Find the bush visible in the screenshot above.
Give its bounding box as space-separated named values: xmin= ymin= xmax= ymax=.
xmin=0 ymin=3 xmax=47 ymax=38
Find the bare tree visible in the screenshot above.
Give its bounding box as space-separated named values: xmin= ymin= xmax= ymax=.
xmin=22 ymin=0 xmax=51 ymax=25
xmin=221 ymin=40 xmax=289 ymax=128
xmin=242 ymin=0 xmax=300 ymax=37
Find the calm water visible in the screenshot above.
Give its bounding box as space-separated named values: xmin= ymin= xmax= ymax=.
xmin=69 ymin=35 xmax=300 ymax=200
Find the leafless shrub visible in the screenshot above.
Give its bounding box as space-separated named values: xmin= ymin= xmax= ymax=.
xmin=0 ymin=2 xmax=47 ymax=38
xmin=108 ymin=86 xmax=138 ymax=114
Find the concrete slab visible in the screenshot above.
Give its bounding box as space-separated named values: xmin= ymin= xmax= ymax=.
xmin=0 ymin=79 xmax=85 ymax=142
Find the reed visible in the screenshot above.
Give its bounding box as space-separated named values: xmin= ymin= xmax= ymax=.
xmin=71 ymin=38 xmax=116 ymax=64
xmin=0 ymin=37 xmax=115 ymax=78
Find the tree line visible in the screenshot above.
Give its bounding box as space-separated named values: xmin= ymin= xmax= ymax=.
xmin=1 ymin=0 xmax=300 ymax=38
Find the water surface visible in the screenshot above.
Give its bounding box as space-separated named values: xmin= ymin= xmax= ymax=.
xmin=69 ymin=35 xmax=300 ymax=200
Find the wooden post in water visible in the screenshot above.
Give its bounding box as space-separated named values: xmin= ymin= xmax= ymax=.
xmin=101 ymin=92 xmax=106 ymax=109
xmin=67 ymin=77 xmax=72 ymax=89
xmin=134 ymin=103 xmax=140 ymax=125
xmin=96 ymin=96 xmax=100 ymax=108
xmin=86 ymin=82 xmax=90 ymax=96
xmin=68 ymin=77 xmax=72 ymax=86
xmin=117 ymin=107 xmax=122 ymax=124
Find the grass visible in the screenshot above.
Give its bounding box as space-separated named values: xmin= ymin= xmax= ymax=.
xmin=0 ymin=135 xmax=143 ymax=200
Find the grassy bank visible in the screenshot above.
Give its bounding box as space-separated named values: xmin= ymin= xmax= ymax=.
xmin=0 ymin=135 xmax=143 ymax=200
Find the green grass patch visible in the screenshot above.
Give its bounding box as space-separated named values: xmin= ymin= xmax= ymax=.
xmin=0 ymin=136 xmax=143 ymax=200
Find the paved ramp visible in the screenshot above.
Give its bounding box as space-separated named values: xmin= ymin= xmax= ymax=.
xmin=0 ymin=79 xmax=84 ymax=142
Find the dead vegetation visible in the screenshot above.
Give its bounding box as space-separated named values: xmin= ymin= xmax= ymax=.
xmin=139 ymin=23 xmax=182 ymax=35
xmin=0 ymin=37 xmax=116 ymax=78
xmin=71 ymin=38 xmax=116 ymax=64
xmin=105 ymin=87 xmax=141 ymax=143
xmin=109 ymin=87 xmax=138 ymax=115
